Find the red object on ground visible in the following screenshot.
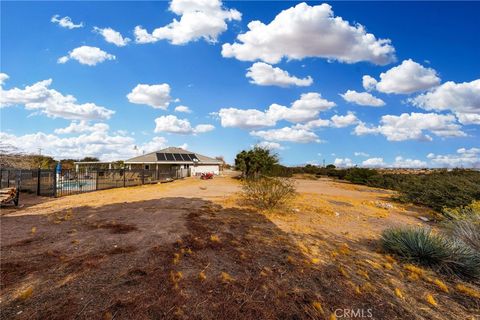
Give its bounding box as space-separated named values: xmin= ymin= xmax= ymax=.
xmin=200 ymin=172 xmax=214 ymax=180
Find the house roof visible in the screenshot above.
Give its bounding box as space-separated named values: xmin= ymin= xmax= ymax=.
xmin=124 ymin=147 xmax=222 ymax=165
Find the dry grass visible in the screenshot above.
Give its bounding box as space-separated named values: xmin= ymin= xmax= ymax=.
xmin=1 ymin=177 xmax=479 ymax=319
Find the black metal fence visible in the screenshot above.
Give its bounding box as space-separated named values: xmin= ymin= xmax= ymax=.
xmin=0 ymin=167 xmax=189 ymax=197
xmin=0 ymin=168 xmax=55 ymax=196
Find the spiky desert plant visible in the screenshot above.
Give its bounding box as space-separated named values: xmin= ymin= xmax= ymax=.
xmin=446 ymin=239 xmax=480 ymax=279
xmin=381 ymin=227 xmax=480 ymax=279
xmin=447 ymin=218 xmax=480 ymax=253
xmin=381 ymin=228 xmax=451 ymax=266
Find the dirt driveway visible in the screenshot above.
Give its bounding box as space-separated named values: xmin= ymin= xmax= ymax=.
xmin=1 ymin=174 xmax=478 ymax=320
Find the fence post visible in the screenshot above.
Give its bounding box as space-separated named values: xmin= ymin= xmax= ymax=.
xmin=37 ymin=168 xmax=41 ymax=196
xmin=123 ymin=169 xmax=126 ymax=188
xmin=7 ymin=169 xmax=10 ymax=187
xmin=95 ymin=170 xmax=99 ymax=190
xmin=52 ymin=169 xmax=57 ymax=197
xmin=16 ymin=170 xmax=21 ymax=191
xmin=141 ymin=169 xmax=145 ymax=185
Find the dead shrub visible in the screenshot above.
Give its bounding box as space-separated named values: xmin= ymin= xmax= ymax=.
xmin=241 ymin=177 xmax=296 ymax=210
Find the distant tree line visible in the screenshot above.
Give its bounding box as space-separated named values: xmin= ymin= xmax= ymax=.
xmin=234 ymin=147 xmax=480 ymax=212
xmin=0 ymin=143 xmax=103 ymax=170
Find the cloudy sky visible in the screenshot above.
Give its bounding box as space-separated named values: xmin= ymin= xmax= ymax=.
xmin=1 ymin=1 xmax=479 ymax=168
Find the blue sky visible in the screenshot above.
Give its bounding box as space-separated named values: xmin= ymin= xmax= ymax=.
xmin=1 ymin=1 xmax=479 ymax=167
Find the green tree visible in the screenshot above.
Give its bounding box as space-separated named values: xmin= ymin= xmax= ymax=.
xmin=80 ymin=157 xmax=100 ymax=162
xmin=60 ymin=159 xmax=76 ymax=170
xmin=31 ymin=155 xmax=56 ymax=169
xmin=234 ymin=146 xmax=279 ymax=178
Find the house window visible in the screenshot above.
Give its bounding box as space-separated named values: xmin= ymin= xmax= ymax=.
xmin=144 ymin=164 xmax=150 ymax=170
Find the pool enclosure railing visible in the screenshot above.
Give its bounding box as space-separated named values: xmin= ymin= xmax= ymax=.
xmin=0 ymin=167 xmax=189 ymax=197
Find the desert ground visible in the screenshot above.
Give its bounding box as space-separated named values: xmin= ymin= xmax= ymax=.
xmin=1 ymin=172 xmax=479 ymax=319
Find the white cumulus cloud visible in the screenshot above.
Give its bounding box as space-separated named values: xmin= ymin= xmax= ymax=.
xmin=391 ymin=156 xmax=427 ymax=168
xmin=222 ymin=2 xmax=395 ymax=65
xmin=218 ymin=92 xmax=335 ymax=129
xmin=0 ymin=75 xmax=114 ymax=120
xmin=340 ymin=90 xmax=385 ymax=107
xmin=366 ymin=59 xmax=440 ymax=94
xmin=94 ymin=27 xmax=131 ymax=46
xmin=246 ymin=62 xmax=313 ymax=87
xmin=362 ymin=75 xmax=377 ymax=91
xmin=127 ymin=83 xmax=173 ymax=109
xmin=334 ymin=158 xmax=355 ymax=168
xmin=141 ymin=136 xmax=169 ymax=153
xmin=58 ymin=46 xmax=116 ymax=66
xmin=354 ymin=152 xmax=369 ymax=157
xmin=330 ymin=112 xmax=359 ymax=128
xmin=354 ymin=112 xmax=465 ymax=141
xmin=0 ymin=130 xmax=169 ymax=162
xmin=0 ymin=73 xmax=10 ymax=86
xmin=293 ymin=118 xmax=331 ymax=130
xmin=250 ymin=127 xmax=320 ymax=143
xmin=174 ymin=105 xmax=192 ymax=113
xmin=134 ymin=0 xmax=241 ymax=45
xmin=51 ymin=15 xmax=83 ymax=29
xmin=427 ymin=148 xmax=480 ymax=168
xmin=409 ymin=79 xmax=480 ymax=124
xmin=154 ymin=115 xmax=214 ymax=135
xmin=254 ymin=141 xmax=284 ymax=150
xmin=362 ymin=157 xmax=386 ymax=168
xmin=54 ymin=121 xmax=109 ymax=134
xmin=218 ymin=108 xmax=276 ymax=129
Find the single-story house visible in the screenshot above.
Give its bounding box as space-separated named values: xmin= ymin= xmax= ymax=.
xmin=124 ymin=147 xmax=223 ymax=176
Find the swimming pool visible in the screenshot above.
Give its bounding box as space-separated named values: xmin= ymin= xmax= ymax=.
xmin=57 ymin=179 xmax=96 ymax=191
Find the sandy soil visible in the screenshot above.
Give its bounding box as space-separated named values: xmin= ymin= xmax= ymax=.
xmin=1 ymin=173 xmax=478 ymax=319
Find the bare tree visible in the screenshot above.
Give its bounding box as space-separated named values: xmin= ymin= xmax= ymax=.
xmin=0 ymin=143 xmax=55 ymax=169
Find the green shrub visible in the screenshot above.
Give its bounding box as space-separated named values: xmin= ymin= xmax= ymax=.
xmin=441 ymin=200 xmax=480 ymax=221
xmin=381 ymin=227 xmax=480 ymax=279
xmin=267 ymin=164 xmax=293 ymax=177
xmin=395 ymin=171 xmax=480 ymax=212
xmin=337 ymin=169 xmax=480 ymax=212
xmin=235 ymin=147 xmax=279 ymax=178
xmin=344 ymin=168 xmax=378 ymax=185
xmin=242 ymin=177 xmax=296 ymax=210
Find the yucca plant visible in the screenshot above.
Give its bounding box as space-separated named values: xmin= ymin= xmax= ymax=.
xmin=447 ymin=239 xmax=480 ymax=279
xmin=381 ymin=227 xmax=480 ymax=279
xmin=381 ymin=228 xmax=451 ymax=266
xmin=446 ymin=218 xmax=480 ymax=253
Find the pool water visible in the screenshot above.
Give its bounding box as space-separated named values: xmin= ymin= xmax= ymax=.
xmin=57 ymin=180 xmax=95 ymax=190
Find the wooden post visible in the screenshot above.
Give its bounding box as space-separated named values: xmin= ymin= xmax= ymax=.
xmin=7 ymin=169 xmax=9 ymax=187
xmin=141 ymin=168 xmax=145 ymax=185
xmin=123 ymin=169 xmax=126 ymax=188
xmin=37 ymin=168 xmax=41 ymax=196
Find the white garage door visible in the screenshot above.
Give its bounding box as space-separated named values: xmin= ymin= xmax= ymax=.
xmin=191 ymin=165 xmax=220 ymax=175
